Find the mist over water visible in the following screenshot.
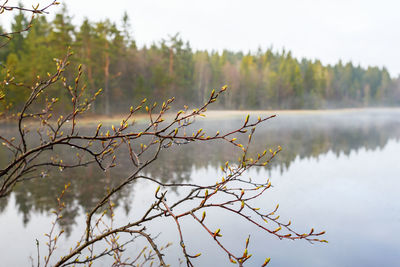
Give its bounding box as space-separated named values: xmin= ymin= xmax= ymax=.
xmin=1 ymin=109 xmax=400 ymax=266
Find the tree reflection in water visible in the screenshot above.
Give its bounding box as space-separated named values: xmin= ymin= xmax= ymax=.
xmin=1 ymin=110 xmax=400 ymax=235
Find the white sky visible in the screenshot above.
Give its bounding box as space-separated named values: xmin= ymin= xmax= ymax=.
xmin=2 ymin=0 xmax=400 ymax=76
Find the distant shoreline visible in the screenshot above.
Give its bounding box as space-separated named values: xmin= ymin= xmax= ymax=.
xmin=77 ymin=107 xmax=400 ymax=124
xmin=2 ymin=107 xmax=399 ymax=126
xmin=205 ymin=107 xmax=400 ymax=116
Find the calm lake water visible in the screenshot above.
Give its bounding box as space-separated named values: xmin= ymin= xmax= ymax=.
xmin=1 ymin=109 xmax=400 ymax=266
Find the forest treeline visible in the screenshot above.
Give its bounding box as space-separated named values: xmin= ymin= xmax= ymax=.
xmin=1 ymin=6 xmax=400 ymax=114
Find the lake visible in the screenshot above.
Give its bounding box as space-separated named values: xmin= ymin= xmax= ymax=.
xmin=1 ymin=109 xmax=400 ymax=266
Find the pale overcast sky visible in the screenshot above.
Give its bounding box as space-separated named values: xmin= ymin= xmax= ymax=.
xmin=2 ymin=0 xmax=400 ymax=76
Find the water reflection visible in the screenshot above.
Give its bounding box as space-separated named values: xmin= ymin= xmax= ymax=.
xmin=1 ymin=110 xmax=400 ymax=230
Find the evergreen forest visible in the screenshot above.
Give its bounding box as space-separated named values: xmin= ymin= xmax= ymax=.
xmin=1 ymin=6 xmax=400 ymax=114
